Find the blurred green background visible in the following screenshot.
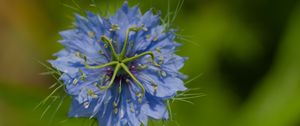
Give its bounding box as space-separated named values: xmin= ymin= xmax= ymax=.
xmin=1 ymin=0 xmax=300 ymax=126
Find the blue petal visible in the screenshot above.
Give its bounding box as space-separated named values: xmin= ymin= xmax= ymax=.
xmin=137 ymin=112 xmax=148 ymax=126
xmin=110 ymin=6 xmax=129 ymax=26
xmin=53 ymin=49 xmax=69 ymax=57
xmin=162 ymin=54 xmax=187 ymax=71
xmin=138 ymin=72 xmax=186 ymax=99
xmin=141 ymin=10 xmax=160 ymax=27
xmin=127 ymin=5 xmax=142 ymax=22
xmin=122 ymin=85 xmax=142 ymax=126
xmin=86 ymin=12 xmax=109 ymax=31
xmin=74 ymin=14 xmax=93 ymax=33
xmin=97 ymin=109 xmax=114 ymax=126
xmin=48 ymin=52 xmax=83 ymax=74
xmin=68 ymin=98 xmax=98 ymax=118
xmin=96 ymin=96 xmax=122 ymax=126
xmin=119 ymin=2 xmax=142 ymax=21
xmin=59 ymin=30 xmax=105 ymax=60
xmin=121 ymin=2 xmax=129 ymax=14
xmin=145 ymin=54 xmax=187 ymax=78
xmin=142 ymin=94 xmax=168 ymax=119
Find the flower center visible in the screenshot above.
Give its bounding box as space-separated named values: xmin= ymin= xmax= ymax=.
xmin=83 ymin=26 xmax=159 ymax=98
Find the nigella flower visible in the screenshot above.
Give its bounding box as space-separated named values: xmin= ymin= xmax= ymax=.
xmin=49 ymin=2 xmax=187 ymax=126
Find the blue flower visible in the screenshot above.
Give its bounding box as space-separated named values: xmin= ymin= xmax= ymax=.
xmin=49 ymin=2 xmax=187 ymax=126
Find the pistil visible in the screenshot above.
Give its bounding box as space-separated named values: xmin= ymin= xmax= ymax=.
xmin=83 ymin=26 xmax=160 ymax=98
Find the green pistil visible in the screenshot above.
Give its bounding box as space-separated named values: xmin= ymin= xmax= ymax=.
xmin=84 ymin=61 xmax=118 ymax=69
xmin=84 ymin=26 xmax=160 ymax=98
xmin=101 ymin=36 xmax=118 ymax=60
xmin=120 ymin=63 xmax=145 ymax=99
xmin=122 ymin=51 xmax=160 ymax=66
xmin=119 ymin=26 xmax=143 ymax=60
xmin=98 ymin=63 xmax=121 ymax=90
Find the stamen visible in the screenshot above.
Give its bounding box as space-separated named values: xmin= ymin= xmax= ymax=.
xmin=125 ymin=79 xmax=130 ymax=83
xmin=109 ymin=24 xmax=120 ymax=31
xmin=138 ymin=97 xmax=142 ymax=103
xmin=158 ymin=56 xmax=164 ymax=65
xmin=114 ymin=108 xmax=118 ymax=114
xmin=146 ymin=34 xmax=151 ymax=39
xmin=102 ymin=74 xmax=110 ymax=83
xmin=80 ymin=75 xmax=87 ymax=81
xmin=75 ymin=52 xmax=85 ymax=58
xmin=153 ymin=36 xmax=158 ymax=41
xmin=159 ymin=70 xmax=167 ymax=77
xmin=83 ymin=102 xmax=90 ymax=109
xmin=79 ymin=69 xmax=87 ymax=80
xmin=155 ymin=47 xmax=161 ymax=53
xmin=136 ymin=92 xmax=142 ymax=97
xmin=138 ymin=64 xmax=148 ymax=69
xmin=130 ymin=65 xmax=136 ymax=70
xmin=130 ymin=103 xmax=135 ymax=112
xmin=135 ymin=92 xmax=143 ymax=103
xmin=72 ymin=78 xmax=78 ymax=85
xmin=93 ymin=82 xmax=98 ymax=87
xmin=98 ymin=50 xmax=104 ymax=54
xmin=151 ymin=83 xmax=158 ymax=92
xmin=118 ymin=80 xmax=122 ymax=94
xmin=87 ymin=89 xmax=98 ymax=98
xmin=88 ymin=31 xmax=95 ymax=38
xmin=113 ymin=101 xmax=118 ymax=107
xmin=143 ymin=25 xmax=148 ymax=31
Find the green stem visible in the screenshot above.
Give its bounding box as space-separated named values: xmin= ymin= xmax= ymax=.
xmin=167 ymin=100 xmax=173 ymax=120
xmin=84 ymin=61 xmax=118 ymax=69
xmin=122 ymin=51 xmax=160 ymax=66
xmin=101 ymin=36 xmax=119 ymax=60
xmin=119 ymin=28 xmax=132 ymax=60
xmin=98 ymin=63 xmax=121 ymax=90
xmin=120 ymin=63 xmax=145 ymax=97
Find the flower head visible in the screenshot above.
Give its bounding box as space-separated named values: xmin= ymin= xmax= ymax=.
xmin=49 ymin=2 xmax=187 ymax=126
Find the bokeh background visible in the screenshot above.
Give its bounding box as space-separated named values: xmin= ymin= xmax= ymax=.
xmin=1 ymin=0 xmax=300 ymax=126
